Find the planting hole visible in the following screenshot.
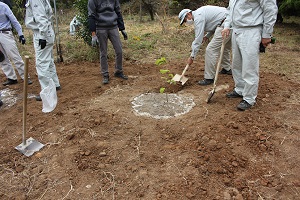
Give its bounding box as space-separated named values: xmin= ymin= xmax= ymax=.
xmin=132 ymin=93 xmax=195 ymax=119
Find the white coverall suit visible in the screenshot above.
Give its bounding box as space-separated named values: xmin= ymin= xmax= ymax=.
xmin=190 ymin=6 xmax=231 ymax=79
xmin=224 ymin=0 xmax=277 ymax=105
xmin=0 ymin=2 xmax=29 ymax=81
xmin=70 ymin=16 xmax=81 ymax=35
xmin=25 ymin=0 xmax=60 ymax=90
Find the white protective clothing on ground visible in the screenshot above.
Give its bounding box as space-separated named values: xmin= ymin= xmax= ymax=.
xmin=189 ymin=6 xmax=231 ymax=79
xmin=70 ymin=16 xmax=81 ymax=35
xmin=25 ymin=0 xmax=60 ymax=90
xmin=224 ymin=0 xmax=277 ymax=105
xmin=0 ymin=2 xmax=28 ymax=80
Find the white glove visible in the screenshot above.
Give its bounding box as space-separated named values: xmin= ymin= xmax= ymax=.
xmin=91 ymin=35 xmax=98 ymax=47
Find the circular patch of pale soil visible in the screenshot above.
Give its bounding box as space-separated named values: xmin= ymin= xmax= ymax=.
xmin=132 ymin=93 xmax=195 ymax=119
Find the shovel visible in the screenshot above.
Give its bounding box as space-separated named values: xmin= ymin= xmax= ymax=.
xmin=206 ymin=39 xmax=226 ymax=103
xmin=172 ymin=64 xmax=190 ymax=85
xmin=15 ymin=56 xmax=44 ymax=157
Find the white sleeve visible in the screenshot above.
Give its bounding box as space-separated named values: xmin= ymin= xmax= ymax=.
xmin=191 ymin=18 xmax=205 ymax=58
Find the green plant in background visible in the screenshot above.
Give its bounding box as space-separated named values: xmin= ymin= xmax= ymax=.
xmin=74 ymin=0 xmax=92 ymax=45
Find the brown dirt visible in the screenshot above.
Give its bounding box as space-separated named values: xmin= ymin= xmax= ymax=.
xmin=0 ymin=57 xmax=299 ymax=200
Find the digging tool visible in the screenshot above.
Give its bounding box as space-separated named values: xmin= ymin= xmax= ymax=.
xmin=15 ymin=56 xmax=44 ymax=157
xmin=206 ymin=39 xmax=226 ymax=103
xmin=172 ymin=64 xmax=190 ymax=85
xmin=53 ymin=0 xmax=63 ymax=62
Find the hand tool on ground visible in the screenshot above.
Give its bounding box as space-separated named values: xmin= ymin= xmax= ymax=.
xmin=206 ymin=39 xmax=226 ymax=103
xmin=172 ymin=64 xmax=190 ymax=85
xmin=15 ymin=56 xmax=44 ymax=157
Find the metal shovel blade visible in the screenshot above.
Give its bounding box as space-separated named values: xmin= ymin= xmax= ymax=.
xmin=15 ymin=137 xmax=44 ymax=157
xmin=206 ymin=88 xmax=215 ymax=103
xmin=172 ymin=74 xmax=182 ymax=82
xmin=180 ymin=76 xmax=189 ymax=85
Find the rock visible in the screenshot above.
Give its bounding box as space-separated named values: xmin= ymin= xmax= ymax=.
xmin=186 ymin=192 xmax=195 ymax=199
xmin=15 ymin=165 xmax=24 ymax=173
xmin=99 ymin=152 xmax=107 ymax=157
xmin=85 ymin=151 xmax=91 ymax=156
xmin=66 ymin=133 xmax=75 ymax=140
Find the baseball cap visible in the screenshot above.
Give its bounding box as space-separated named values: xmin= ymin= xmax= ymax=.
xmin=178 ymin=9 xmax=191 ymax=25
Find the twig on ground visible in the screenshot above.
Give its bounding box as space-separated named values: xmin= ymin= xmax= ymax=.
xmin=202 ymin=106 xmax=208 ymax=119
xmin=173 ymin=164 xmax=188 ymax=185
xmin=135 ymin=131 xmax=142 ymax=159
xmin=257 ymin=192 xmax=264 ymax=200
xmin=61 ymin=181 xmax=74 ymax=200
xmin=280 ymin=136 xmax=286 ymax=145
xmin=103 ymin=171 xmax=116 ymax=200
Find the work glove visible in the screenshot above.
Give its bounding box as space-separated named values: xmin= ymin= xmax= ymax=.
xmin=121 ymin=30 xmax=128 ymax=40
xmin=91 ymin=35 xmax=98 ymax=47
xmin=39 ymin=39 xmax=47 ymax=49
xmin=19 ymin=35 xmax=26 ymax=45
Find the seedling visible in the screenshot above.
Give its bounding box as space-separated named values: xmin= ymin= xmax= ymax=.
xmin=155 ymin=57 xmax=167 ymax=66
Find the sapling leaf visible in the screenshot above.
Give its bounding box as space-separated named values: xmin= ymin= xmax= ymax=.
xmin=160 ymin=87 xmax=165 ymax=93
xmin=155 ymin=57 xmax=167 ymax=65
xmin=160 ymin=69 xmax=170 ymax=74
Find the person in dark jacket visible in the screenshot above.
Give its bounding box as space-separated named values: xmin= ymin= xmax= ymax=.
xmin=0 ymin=0 xmax=12 ymax=9
xmin=88 ymin=0 xmax=128 ymax=84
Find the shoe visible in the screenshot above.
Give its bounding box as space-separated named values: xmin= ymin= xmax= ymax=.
xmin=0 ymin=100 xmax=3 ymax=107
xmin=103 ymin=76 xmax=109 ymax=84
xmin=28 ymin=79 xmax=33 ymax=85
xmin=3 ymin=78 xmax=18 ymax=86
xmin=219 ymin=68 xmax=232 ymax=75
xmin=56 ymin=86 xmax=61 ymax=91
xmin=237 ymin=100 xmax=252 ymax=111
xmin=198 ymin=79 xmax=214 ymax=85
xmin=35 ymin=95 xmax=42 ymax=101
xmin=226 ymin=90 xmax=243 ymax=98
xmin=114 ymin=72 xmax=128 ymax=80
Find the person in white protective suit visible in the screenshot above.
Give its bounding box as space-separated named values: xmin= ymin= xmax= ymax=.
xmin=69 ymin=15 xmax=81 ymax=36
xmin=222 ymin=0 xmax=277 ymax=111
xmin=178 ymin=6 xmax=232 ymax=86
xmin=0 ymin=2 xmax=32 ymax=86
xmin=25 ymin=0 xmax=61 ymax=101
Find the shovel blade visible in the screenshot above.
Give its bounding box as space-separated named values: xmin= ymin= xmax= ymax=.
xmin=172 ymin=74 xmax=182 ymax=82
xmin=180 ymin=76 xmax=189 ymax=85
xmin=206 ymin=89 xmax=215 ymax=103
xmin=15 ymin=137 xmax=44 ymax=157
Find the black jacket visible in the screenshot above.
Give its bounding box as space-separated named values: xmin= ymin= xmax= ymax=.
xmin=0 ymin=0 xmax=12 ymax=8
xmin=88 ymin=0 xmax=125 ymax=31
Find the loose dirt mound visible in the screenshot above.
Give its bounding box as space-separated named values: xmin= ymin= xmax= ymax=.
xmin=0 ymin=59 xmax=299 ymax=199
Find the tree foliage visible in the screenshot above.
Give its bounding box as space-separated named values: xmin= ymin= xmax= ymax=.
xmin=279 ymin=0 xmax=300 ymax=16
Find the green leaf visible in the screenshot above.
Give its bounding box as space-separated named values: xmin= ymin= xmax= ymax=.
xmin=160 ymin=87 xmax=165 ymax=93
xmin=160 ymin=69 xmax=170 ymax=74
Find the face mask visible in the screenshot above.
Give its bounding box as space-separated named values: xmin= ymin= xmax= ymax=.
xmin=186 ymin=19 xmax=194 ymax=25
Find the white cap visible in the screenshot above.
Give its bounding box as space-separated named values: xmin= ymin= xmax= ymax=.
xmin=178 ymin=9 xmax=191 ymax=25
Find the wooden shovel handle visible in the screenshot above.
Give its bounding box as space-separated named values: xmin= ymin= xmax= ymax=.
xmin=22 ymin=56 xmax=29 ymax=145
xmin=181 ymin=64 xmax=190 ymax=76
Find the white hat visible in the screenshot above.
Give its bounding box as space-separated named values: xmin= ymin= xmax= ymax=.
xmin=178 ymin=9 xmax=191 ymax=25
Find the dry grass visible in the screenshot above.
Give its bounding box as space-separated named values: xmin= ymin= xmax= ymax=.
xmin=16 ymin=10 xmax=300 ymax=83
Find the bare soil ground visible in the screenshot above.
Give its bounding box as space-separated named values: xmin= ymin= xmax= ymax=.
xmin=0 ymin=24 xmax=300 ymax=200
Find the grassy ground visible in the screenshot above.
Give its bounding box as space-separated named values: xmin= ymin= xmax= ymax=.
xmin=17 ymin=10 xmax=300 ymax=83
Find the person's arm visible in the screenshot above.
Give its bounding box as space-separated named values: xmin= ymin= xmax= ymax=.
xmin=88 ymin=0 xmax=96 ymax=33
xmin=222 ymin=4 xmax=232 ymax=38
xmin=6 ymin=5 xmax=23 ymax=36
xmin=190 ymin=18 xmax=206 ymax=59
xmin=260 ymin=0 xmax=278 ymax=46
xmin=115 ymin=0 xmax=125 ymax=31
